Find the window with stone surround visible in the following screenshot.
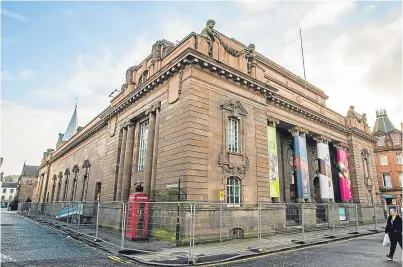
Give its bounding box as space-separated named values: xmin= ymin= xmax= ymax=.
xmin=2 ymin=189 xmax=6 ymax=193
xmin=398 ymin=172 xmax=403 ymax=187
xmin=392 ymin=135 xmax=400 ymax=145
xmin=138 ymin=120 xmax=149 ymax=171
xmin=380 ymin=154 xmax=388 ymax=166
xmin=378 ymin=136 xmax=385 ymax=146
xmin=228 ymin=118 xmax=239 ymax=153
xmin=1 ymin=196 xmax=5 ymax=200
xmin=10 ymin=189 xmax=14 ymax=194
xmin=396 ymin=153 xmax=402 ymax=165
xmin=382 ymin=173 xmax=392 ymax=188
xmin=226 ymin=177 xmax=241 ymax=205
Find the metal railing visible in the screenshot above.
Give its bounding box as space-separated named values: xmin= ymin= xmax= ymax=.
xmin=18 ymin=201 xmax=390 ymax=264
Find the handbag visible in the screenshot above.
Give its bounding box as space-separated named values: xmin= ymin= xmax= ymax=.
xmin=383 ymin=233 xmax=391 ymax=247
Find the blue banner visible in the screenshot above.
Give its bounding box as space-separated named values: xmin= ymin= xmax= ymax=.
xmin=293 ymin=135 xmax=310 ymax=199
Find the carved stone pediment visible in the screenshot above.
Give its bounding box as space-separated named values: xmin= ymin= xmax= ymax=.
xmin=221 ymin=100 xmax=248 ymax=117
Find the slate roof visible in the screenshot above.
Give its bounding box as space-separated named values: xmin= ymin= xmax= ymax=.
xmin=1 ymin=182 xmax=18 ymax=188
xmin=62 ymin=105 xmax=78 ymax=142
xmin=372 ymin=109 xmax=400 ymax=136
xmin=21 ymin=165 xmax=39 ymax=177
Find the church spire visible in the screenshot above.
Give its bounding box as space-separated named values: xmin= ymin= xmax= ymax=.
xmin=62 ymin=104 xmax=78 ymax=142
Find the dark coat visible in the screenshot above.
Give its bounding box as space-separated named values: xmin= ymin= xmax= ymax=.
xmin=385 ymin=215 xmax=402 ymax=234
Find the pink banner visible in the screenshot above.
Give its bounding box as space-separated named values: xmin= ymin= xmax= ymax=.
xmin=337 ymin=149 xmax=352 ymax=201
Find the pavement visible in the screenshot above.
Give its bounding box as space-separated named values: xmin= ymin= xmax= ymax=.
xmin=2 ymin=209 xmax=402 ymax=267
xmin=0 ymin=209 xmax=146 ymax=267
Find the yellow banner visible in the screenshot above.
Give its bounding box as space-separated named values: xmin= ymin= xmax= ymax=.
xmin=267 ymin=126 xmax=280 ymax=198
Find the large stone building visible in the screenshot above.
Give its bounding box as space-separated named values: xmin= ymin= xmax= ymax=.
xmin=33 ymin=20 xmax=380 ymax=208
xmin=373 ymin=110 xmax=402 ymax=205
xmin=16 ymin=163 xmax=39 ymax=202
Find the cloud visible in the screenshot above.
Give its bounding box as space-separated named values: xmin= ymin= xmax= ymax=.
xmin=365 ymin=5 xmax=376 ymax=12
xmin=1 ymin=8 xmax=27 ymax=23
xmin=1 ymin=69 xmax=35 ymax=82
xmin=1 ymin=101 xmax=66 ymax=176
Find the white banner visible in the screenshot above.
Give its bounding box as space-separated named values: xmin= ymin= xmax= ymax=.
xmin=317 ymin=143 xmax=334 ymax=200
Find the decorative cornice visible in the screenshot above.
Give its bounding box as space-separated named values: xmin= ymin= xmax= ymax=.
xmin=348 ymin=128 xmax=378 ymax=143
xmin=314 ymin=135 xmax=331 ymax=144
xmin=333 ymin=142 xmax=348 ymax=151
xmin=82 ymin=159 xmax=91 ymax=169
xmin=72 ymin=164 xmax=80 ymax=173
xmin=267 ymin=115 xmax=280 ymax=126
xmin=288 ymin=126 xmax=309 ymax=136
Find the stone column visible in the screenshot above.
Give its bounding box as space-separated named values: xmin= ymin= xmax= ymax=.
xmin=150 ymin=106 xmax=161 ymax=199
xmin=121 ymin=122 xmax=135 ymax=201
xmin=334 ymin=142 xmax=352 ymax=203
xmin=116 ymin=126 xmax=128 ymax=201
xmin=143 ymin=105 xmax=157 ymax=196
xmin=289 ymin=126 xmax=311 ymax=203
xmin=267 ymin=116 xmax=280 ymax=203
xmin=56 ymin=173 xmax=62 ymax=201
xmin=314 ymin=135 xmax=335 ymax=203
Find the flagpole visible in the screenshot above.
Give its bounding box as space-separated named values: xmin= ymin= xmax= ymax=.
xmin=299 ymin=28 xmax=308 ymax=96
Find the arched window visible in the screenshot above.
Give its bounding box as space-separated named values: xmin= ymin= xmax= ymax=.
xmin=226 ymin=177 xmax=241 ymax=205
xmin=138 ymin=70 xmax=149 ymax=86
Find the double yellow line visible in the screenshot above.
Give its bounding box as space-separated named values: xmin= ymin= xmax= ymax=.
xmin=108 ymin=255 xmax=132 ymax=264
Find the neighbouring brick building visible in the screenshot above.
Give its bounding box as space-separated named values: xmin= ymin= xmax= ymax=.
xmin=33 ymin=20 xmax=380 ymax=211
xmin=373 ymin=110 xmax=402 ymax=205
xmin=16 ymin=163 xmax=39 ymax=202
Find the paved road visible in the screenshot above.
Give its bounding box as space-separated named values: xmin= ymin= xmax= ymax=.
xmin=0 ymin=209 xmax=145 ymax=267
xmin=209 ymin=233 xmax=402 ymax=267
xmin=2 ymin=209 xmax=402 ymax=267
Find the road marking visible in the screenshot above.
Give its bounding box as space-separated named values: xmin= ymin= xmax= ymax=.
xmin=1 ymin=253 xmax=17 ymax=262
xmin=202 ymin=233 xmax=383 ymax=266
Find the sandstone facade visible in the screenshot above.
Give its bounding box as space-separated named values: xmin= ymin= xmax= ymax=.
xmin=33 ymin=21 xmax=379 ymax=207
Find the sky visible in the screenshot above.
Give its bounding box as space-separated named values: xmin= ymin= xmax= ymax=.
xmin=1 ymin=1 xmax=402 ymax=175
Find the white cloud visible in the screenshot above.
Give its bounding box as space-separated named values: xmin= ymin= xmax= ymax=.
xmin=365 ymin=5 xmax=376 ymax=12
xmin=1 ymin=8 xmax=27 ymax=23
xmin=298 ymin=1 xmax=356 ymax=30
xmin=1 ymin=69 xmax=35 ymax=82
xmin=1 ymin=101 xmax=66 ymax=176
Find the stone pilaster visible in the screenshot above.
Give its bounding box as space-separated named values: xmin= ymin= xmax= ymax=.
xmin=143 ymin=104 xmax=158 ymax=196
xmin=116 ymin=126 xmax=128 ymax=201
xmin=121 ymin=122 xmax=135 ymax=201
xmin=150 ymin=106 xmax=161 ymax=199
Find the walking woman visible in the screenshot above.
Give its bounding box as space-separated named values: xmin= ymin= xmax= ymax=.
xmin=385 ymin=208 xmax=402 ymax=260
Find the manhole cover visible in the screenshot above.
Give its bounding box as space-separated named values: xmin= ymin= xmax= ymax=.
xmin=1 ymin=224 xmax=14 ymax=226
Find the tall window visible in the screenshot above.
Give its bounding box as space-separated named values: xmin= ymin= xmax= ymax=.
xmin=382 ymin=173 xmax=392 ymax=188
xmin=138 ymin=121 xmax=149 ymax=171
xmin=396 ymin=153 xmax=402 ymax=165
xmin=378 ymin=136 xmax=385 ymax=146
xmin=392 ymin=135 xmax=400 ymax=145
xmin=379 ymin=154 xmax=388 ymax=166
xmin=226 ymin=177 xmax=241 ymax=205
xmin=10 ymin=189 xmax=14 ymax=194
xmin=398 ymin=172 xmax=403 ymax=187
xmin=228 ymin=118 xmax=239 ymax=153
xmin=2 ymin=189 xmax=6 ymax=193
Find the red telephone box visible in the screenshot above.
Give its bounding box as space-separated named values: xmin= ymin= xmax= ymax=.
xmin=125 ymin=192 xmax=150 ymax=240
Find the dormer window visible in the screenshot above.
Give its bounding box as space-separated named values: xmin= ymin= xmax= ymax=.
xmin=378 ymin=136 xmax=385 ymax=146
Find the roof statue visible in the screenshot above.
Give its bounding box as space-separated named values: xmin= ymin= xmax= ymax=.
xmin=62 ymin=105 xmax=78 ymax=142
xmin=200 ymin=19 xmax=217 ymax=56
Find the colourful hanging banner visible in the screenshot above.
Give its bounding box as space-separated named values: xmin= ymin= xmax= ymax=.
xmin=267 ymin=126 xmax=280 ymax=198
xmin=317 ymin=142 xmax=335 ymax=200
xmin=337 ymin=149 xmax=353 ymax=201
xmin=293 ymin=135 xmax=310 ymax=199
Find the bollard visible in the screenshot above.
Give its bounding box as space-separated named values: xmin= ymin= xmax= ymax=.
xmin=121 ymin=202 xmax=126 ymax=249
xmin=219 ymin=202 xmax=222 ymax=242
xmin=258 ymin=204 xmax=262 ymax=252
xmin=95 ymin=201 xmax=100 ymax=240
xmin=332 ymin=204 xmax=336 ymax=236
xmin=374 ymin=205 xmax=378 ymax=230
xmin=301 ymin=203 xmax=305 ymax=242
xmin=355 ymin=204 xmax=359 ymax=233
